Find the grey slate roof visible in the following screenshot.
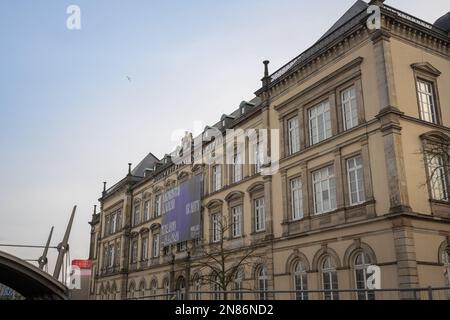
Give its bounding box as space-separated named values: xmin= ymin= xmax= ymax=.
xmin=131 ymin=152 xmax=160 ymax=177
xmin=317 ymin=0 xmax=368 ymax=42
xmin=434 ymin=12 xmax=450 ymax=32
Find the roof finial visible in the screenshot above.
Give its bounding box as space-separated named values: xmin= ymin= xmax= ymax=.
xmin=128 ymin=163 xmax=132 ymax=176
xmin=93 ymin=205 xmax=97 ymax=215
xmin=103 ymin=182 xmax=107 ymax=194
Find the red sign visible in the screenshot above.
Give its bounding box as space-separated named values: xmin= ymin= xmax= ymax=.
xmin=72 ymin=259 xmax=93 ymax=269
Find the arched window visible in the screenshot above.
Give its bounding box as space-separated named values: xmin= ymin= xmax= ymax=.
xmin=293 ymin=261 xmax=308 ymax=300
xmin=163 ymin=279 xmax=170 ymax=300
xmin=443 ymin=249 xmax=450 ymax=287
xmin=139 ymin=281 xmax=146 ymax=299
xmin=257 ymin=266 xmax=268 ymax=300
xmin=321 ymin=256 xmax=339 ymax=300
xmin=150 ymin=279 xmax=158 ymax=300
xmin=212 ymin=274 xmax=221 ymax=300
xmin=354 ymin=251 xmax=375 ymax=300
xmin=176 ymin=277 xmax=186 ymax=300
xmin=234 ymin=269 xmax=244 ymax=300
xmin=193 ymin=275 xmax=202 ymax=300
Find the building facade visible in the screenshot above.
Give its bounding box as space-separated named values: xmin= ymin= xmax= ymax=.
xmin=89 ymin=0 xmax=450 ymax=300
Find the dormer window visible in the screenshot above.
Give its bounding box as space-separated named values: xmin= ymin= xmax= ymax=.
xmin=222 ymin=120 xmax=226 ymax=127
xmin=241 ymin=106 xmax=245 ymax=115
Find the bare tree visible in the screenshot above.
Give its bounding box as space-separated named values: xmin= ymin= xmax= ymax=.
xmin=420 ymin=134 xmax=450 ymax=200
xmin=183 ymin=214 xmax=261 ymax=300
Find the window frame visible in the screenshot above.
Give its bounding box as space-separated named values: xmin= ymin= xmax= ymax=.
xmin=231 ymin=205 xmax=242 ymax=238
xmin=254 ymin=197 xmax=266 ymax=233
xmin=287 ymin=116 xmax=300 ymax=155
xmin=308 ymin=100 xmax=332 ymax=146
xmin=346 ymin=155 xmax=366 ymax=206
xmin=290 ymin=177 xmax=303 ymax=221
xmin=312 ymin=165 xmax=337 ymax=215
xmin=341 ymin=85 xmax=359 ymax=131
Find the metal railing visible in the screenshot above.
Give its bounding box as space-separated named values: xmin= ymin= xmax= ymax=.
xmin=126 ymin=287 xmax=450 ymax=301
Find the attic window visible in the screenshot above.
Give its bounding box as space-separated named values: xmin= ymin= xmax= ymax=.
xmin=222 ymin=120 xmax=226 ymax=127
xmin=241 ymin=106 xmax=245 ymax=115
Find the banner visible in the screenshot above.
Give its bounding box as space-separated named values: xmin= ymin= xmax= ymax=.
xmin=160 ymin=175 xmax=202 ymax=247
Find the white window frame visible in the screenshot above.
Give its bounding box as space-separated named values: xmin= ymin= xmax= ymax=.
xmin=233 ymin=152 xmax=243 ymax=183
xmin=427 ymin=153 xmax=449 ymax=201
xmin=131 ymin=240 xmax=138 ymax=264
xmin=258 ymin=267 xmax=268 ymax=300
xmin=347 ymin=156 xmax=365 ymax=205
xmin=231 ymin=205 xmax=242 ymax=238
xmin=212 ymin=213 xmax=221 ymax=243
xmin=212 ymin=165 xmax=221 ymax=192
xmin=154 ymin=194 xmax=162 ymax=217
xmin=141 ymin=237 xmax=148 ymax=261
xmin=417 ymin=79 xmax=438 ymax=124
xmin=133 ymin=204 xmax=141 ymax=226
xmin=234 ymin=269 xmax=243 ymax=300
xmin=354 ymin=252 xmax=374 ymax=300
xmin=309 ymin=100 xmax=331 ymax=145
xmin=321 ymin=256 xmax=339 ymax=300
xmin=313 ymin=166 xmax=337 ymax=215
xmin=341 ymin=86 xmax=358 ymax=130
xmin=287 ymin=116 xmax=300 ymax=155
xmin=253 ymin=143 xmax=262 ymax=174
xmin=152 ymin=234 xmax=160 ymax=258
xmin=143 ymin=200 xmax=150 ymax=221
xmin=290 ymin=177 xmax=303 ymax=221
xmin=294 ymin=261 xmax=308 ymax=300
xmin=254 ymin=198 xmax=266 ymax=232
xmin=108 ymin=244 xmax=115 ymax=268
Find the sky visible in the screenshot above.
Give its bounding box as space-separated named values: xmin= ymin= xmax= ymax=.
xmin=0 ymin=0 xmax=449 ymax=276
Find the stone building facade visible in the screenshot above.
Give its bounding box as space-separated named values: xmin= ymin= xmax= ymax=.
xmin=89 ymin=1 xmax=450 ymax=300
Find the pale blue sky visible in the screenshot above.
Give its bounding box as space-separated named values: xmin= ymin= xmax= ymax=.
xmin=0 ymin=0 xmax=448 ymax=273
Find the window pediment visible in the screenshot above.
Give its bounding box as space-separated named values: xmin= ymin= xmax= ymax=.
xmin=411 ymin=62 xmax=442 ymax=77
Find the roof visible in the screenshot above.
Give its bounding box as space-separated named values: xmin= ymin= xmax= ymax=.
xmin=131 ymin=152 xmax=160 ymax=177
xmin=317 ymin=0 xmax=368 ymax=42
xmin=434 ymin=12 xmax=450 ymax=32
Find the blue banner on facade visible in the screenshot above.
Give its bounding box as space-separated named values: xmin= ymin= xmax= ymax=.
xmin=160 ymin=174 xmax=202 ymax=247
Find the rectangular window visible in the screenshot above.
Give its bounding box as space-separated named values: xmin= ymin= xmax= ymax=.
xmin=417 ymin=79 xmax=438 ymax=124
xmin=212 ymin=213 xmax=221 ymax=243
xmin=287 ymin=116 xmax=300 ymax=154
xmin=253 ymin=143 xmax=262 ymax=174
xmin=309 ymin=101 xmax=331 ymax=145
xmin=313 ymin=166 xmax=336 ymax=215
xmin=152 ymin=234 xmax=160 ymax=258
xmin=110 ymin=214 xmax=116 ymax=234
xmin=143 ymin=200 xmax=150 ymax=221
xmin=133 ymin=204 xmax=141 ymax=226
xmin=254 ymin=198 xmax=266 ymax=232
xmin=427 ymin=153 xmax=449 ymax=201
xmin=231 ymin=206 xmax=242 ymax=238
xmin=347 ymin=156 xmax=365 ymax=205
xmin=142 ymin=237 xmax=148 ymax=261
xmin=233 ymin=152 xmax=243 ymax=183
xmin=154 ymin=194 xmax=162 ymax=217
xmin=177 ymin=241 xmax=187 ymax=252
xmin=212 ymin=165 xmax=221 ymax=192
xmin=290 ymin=177 xmax=303 ymax=221
xmin=108 ymin=244 xmax=115 ymax=268
xmin=131 ymin=240 xmax=138 ymax=264
xmin=341 ymin=86 xmax=358 ymax=130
